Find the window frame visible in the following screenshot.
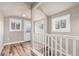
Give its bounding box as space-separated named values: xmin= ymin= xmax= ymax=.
xmin=51 ymin=14 xmax=70 ymax=32
xmin=9 ymin=18 xmax=22 ymax=32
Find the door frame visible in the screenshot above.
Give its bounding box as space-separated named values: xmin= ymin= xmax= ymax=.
xmin=34 ymin=18 xmax=47 ymax=33
xmin=0 ymin=18 xmax=4 ymax=54
xmin=24 ymin=20 xmax=31 ymax=41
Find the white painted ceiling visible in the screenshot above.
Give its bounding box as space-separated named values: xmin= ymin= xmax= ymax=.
xmin=0 ymin=2 xmax=31 ymax=19
xmin=0 ymin=2 xmax=79 ymax=19
xmin=39 ymin=2 xmax=79 ymax=16
xmin=25 ymin=2 xmax=34 ymax=6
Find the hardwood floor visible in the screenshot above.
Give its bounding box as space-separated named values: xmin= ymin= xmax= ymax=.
xmin=1 ymin=41 xmax=32 ymax=56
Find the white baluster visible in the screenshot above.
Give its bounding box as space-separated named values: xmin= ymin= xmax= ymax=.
xmin=41 ymin=34 xmax=42 ymax=53
xmin=38 ymin=33 xmax=39 ymax=51
xmin=55 ymin=36 xmax=57 ymax=56
xmin=60 ymin=36 xmax=62 ymax=56
xmin=48 ymin=35 xmax=50 ymax=56
xmin=51 ymin=36 xmax=53 ymax=56
xmin=36 ymin=33 xmax=38 ymax=50
xmin=33 ymin=33 xmax=35 ymax=49
xmin=32 ymin=33 xmax=34 ymax=49
xmin=45 ymin=34 xmax=46 ymax=56
xmin=43 ymin=33 xmax=45 ymax=56
xmin=73 ymin=39 xmax=76 ymax=56
xmin=66 ymin=38 xmax=68 ymax=56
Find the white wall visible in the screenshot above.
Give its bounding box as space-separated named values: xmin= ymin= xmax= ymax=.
xmin=0 ymin=2 xmax=32 ymax=54
xmin=0 ymin=2 xmax=31 ymax=44
xmin=0 ymin=11 xmax=4 ymax=54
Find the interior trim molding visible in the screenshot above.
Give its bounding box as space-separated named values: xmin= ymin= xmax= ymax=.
xmin=3 ymin=40 xmax=30 ymax=46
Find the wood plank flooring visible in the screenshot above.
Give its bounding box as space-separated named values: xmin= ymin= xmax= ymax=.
xmin=1 ymin=41 xmax=32 ymax=56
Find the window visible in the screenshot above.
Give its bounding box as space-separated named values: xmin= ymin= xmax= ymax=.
xmin=52 ymin=14 xmax=70 ymax=32
xmin=24 ymin=20 xmax=31 ymax=33
xmin=35 ymin=20 xmax=44 ymax=33
xmin=9 ymin=18 xmax=22 ymax=31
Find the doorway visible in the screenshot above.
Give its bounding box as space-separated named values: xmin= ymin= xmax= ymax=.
xmin=24 ymin=20 xmax=31 ymax=41
xmin=0 ymin=19 xmax=3 ymax=54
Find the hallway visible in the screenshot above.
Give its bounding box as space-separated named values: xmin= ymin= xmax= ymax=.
xmin=0 ymin=2 xmax=79 ymax=56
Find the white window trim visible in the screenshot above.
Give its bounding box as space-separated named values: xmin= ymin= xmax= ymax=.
xmin=35 ymin=19 xmax=46 ymax=33
xmin=52 ymin=14 xmax=70 ymax=32
xmin=9 ymin=18 xmax=22 ymax=32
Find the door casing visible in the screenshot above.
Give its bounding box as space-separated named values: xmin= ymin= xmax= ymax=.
xmin=0 ymin=19 xmax=4 ymax=54
xmin=24 ymin=20 xmax=31 ymax=41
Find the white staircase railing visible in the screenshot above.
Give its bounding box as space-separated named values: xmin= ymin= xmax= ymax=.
xmin=32 ymin=33 xmax=79 ymax=56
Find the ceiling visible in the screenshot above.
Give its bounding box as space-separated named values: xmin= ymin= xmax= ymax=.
xmin=25 ymin=2 xmax=39 ymax=7
xmin=25 ymin=2 xmax=34 ymax=6
xmin=0 ymin=2 xmax=31 ymax=19
xmin=39 ymin=2 xmax=79 ymax=16
xmin=0 ymin=2 xmax=78 ymax=19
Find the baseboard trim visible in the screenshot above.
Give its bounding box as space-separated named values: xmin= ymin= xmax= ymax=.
xmin=0 ymin=46 xmax=3 ymax=55
xmin=31 ymin=49 xmax=43 ymax=56
xmin=3 ymin=40 xmax=30 ymax=46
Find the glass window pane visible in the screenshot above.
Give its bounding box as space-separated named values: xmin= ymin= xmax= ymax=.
xmin=16 ymin=23 xmax=20 ymax=29
xmin=11 ymin=22 xmax=15 ymax=30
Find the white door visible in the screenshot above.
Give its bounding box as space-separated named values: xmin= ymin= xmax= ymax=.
xmin=24 ymin=20 xmax=31 ymax=41
xmin=0 ymin=19 xmax=3 ymax=53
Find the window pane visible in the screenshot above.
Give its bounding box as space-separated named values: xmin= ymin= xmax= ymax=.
xmin=16 ymin=23 xmax=20 ymax=29
xmin=11 ymin=22 xmax=15 ymax=30
xmin=61 ymin=19 xmax=66 ymax=28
